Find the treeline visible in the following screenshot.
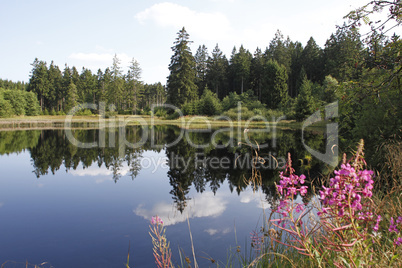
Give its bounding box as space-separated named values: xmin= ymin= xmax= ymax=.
xmin=26 ymin=57 xmax=166 ymax=115
xmin=165 ymin=18 xmax=400 ymax=170
xmin=0 ymin=80 xmax=41 ymax=117
xmin=166 ymin=26 xmax=399 ymax=120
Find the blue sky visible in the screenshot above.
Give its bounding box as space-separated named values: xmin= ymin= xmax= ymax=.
xmin=0 ymin=0 xmax=394 ymax=85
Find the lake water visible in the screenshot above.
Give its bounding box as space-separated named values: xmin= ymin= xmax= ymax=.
xmin=0 ymin=126 xmax=326 ymax=267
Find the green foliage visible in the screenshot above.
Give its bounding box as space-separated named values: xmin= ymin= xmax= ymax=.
xmin=3 ymin=89 xmax=26 ymax=115
xmin=197 ymin=88 xmax=222 ymax=116
xmin=24 ymin=91 xmax=41 ymax=116
xmin=223 ymin=106 xmax=255 ymax=120
xmin=0 ymin=94 xmax=14 ymax=118
xmin=262 ymin=60 xmax=289 ymax=109
xmin=181 ymin=101 xmax=198 ymax=116
xmin=294 ymin=78 xmax=316 ymax=122
xmin=322 ymin=75 xmax=340 ymax=103
xmin=166 ymin=27 xmax=198 ymax=108
xmin=75 ymin=109 xmax=92 ymax=116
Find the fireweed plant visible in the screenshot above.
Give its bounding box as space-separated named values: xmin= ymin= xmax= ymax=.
xmin=269 ymin=140 xmax=402 ymax=267
xmin=149 ymin=216 xmax=173 ymax=268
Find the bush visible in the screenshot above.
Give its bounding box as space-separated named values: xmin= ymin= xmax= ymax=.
xmin=223 ymin=106 xmax=255 ymax=120
xmin=198 ymin=89 xmax=222 ymax=116
xmin=0 ymin=96 xmax=14 ymax=118
xmin=182 ymin=101 xmax=199 ymax=116
xmin=154 ymin=107 xmax=168 ymax=118
xmin=76 ymin=109 xmax=92 ymax=116
xmin=23 ymin=91 xmax=40 ymax=116
xmin=3 ymin=90 xmax=26 ymax=115
xmin=165 ymin=110 xmax=181 ymax=120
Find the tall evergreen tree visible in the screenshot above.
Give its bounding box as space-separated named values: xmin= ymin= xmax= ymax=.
xmin=295 ymin=77 xmax=316 ymax=122
xmin=301 ymin=37 xmax=324 ymax=83
xmin=323 ymin=25 xmax=363 ymax=81
xmin=47 ymin=61 xmax=62 ymax=111
xmin=194 ymin=45 xmax=208 ymax=96
xmin=262 ymin=60 xmax=289 ymax=109
xmin=166 ymin=27 xmax=198 ymax=108
xmin=206 ymin=44 xmax=228 ymax=99
xmin=250 ymin=47 xmax=265 ymax=101
xmin=65 ymin=82 xmax=78 ymax=112
xmin=110 ymin=54 xmax=124 ymax=109
xmin=289 ymin=41 xmax=304 ymax=97
xmin=126 ymin=58 xmax=143 ymax=114
xmin=231 ymin=45 xmax=252 ymax=94
xmin=79 ymin=68 xmax=97 ymax=104
xmin=28 ymin=58 xmax=49 ymax=111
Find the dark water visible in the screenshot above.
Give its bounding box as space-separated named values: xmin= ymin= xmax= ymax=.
xmin=0 ymin=126 xmax=327 ymax=267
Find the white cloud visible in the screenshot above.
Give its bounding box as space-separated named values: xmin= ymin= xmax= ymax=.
xmin=135 ymin=2 xmax=232 ymax=40
xmin=204 ymin=228 xmax=219 ymax=235
xmin=70 ymin=163 xmax=131 ymax=178
xmin=204 ymin=227 xmax=231 ymax=236
xmin=134 ymin=192 xmax=228 ymax=226
xmin=240 ymin=191 xmax=270 ymax=209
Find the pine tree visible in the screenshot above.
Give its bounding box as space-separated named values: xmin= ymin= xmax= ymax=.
xmin=262 ymin=60 xmax=288 ymax=109
xmin=110 ymin=54 xmax=124 ymax=110
xmin=65 ymin=82 xmax=78 ymax=112
xmin=126 ymin=58 xmax=143 ymax=114
xmin=28 ymin=58 xmax=49 ymax=111
xmin=231 ymin=45 xmax=252 ymax=94
xmin=323 ymin=25 xmax=363 ymax=81
xmin=47 ymin=61 xmax=62 ymax=111
xmin=166 ymin=27 xmax=198 ymax=108
xmin=194 ymin=45 xmax=208 ymax=96
xmin=295 ymin=77 xmax=316 ymax=122
xmin=206 ymin=44 xmax=228 ymax=99
xmin=250 ymin=47 xmax=265 ymax=101
xmin=301 ymin=37 xmax=324 ymax=83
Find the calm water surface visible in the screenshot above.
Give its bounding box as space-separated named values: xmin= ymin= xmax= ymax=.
xmin=0 ymin=126 xmax=326 ymax=267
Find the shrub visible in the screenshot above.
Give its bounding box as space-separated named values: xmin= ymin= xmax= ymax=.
xmin=3 ymin=90 xmax=26 ymax=115
xmin=23 ymin=91 xmax=40 ymax=116
xmin=0 ymin=96 xmax=14 ymax=118
xmin=223 ymin=106 xmax=255 ymax=120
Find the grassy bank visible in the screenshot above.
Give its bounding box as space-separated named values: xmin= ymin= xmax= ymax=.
xmin=0 ymin=115 xmax=325 ymax=131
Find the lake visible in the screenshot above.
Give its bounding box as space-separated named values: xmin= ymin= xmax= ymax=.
xmin=0 ymin=125 xmax=327 ymax=267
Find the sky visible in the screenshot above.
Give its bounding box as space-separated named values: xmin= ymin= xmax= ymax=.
xmin=0 ymin=0 xmax=395 ymax=85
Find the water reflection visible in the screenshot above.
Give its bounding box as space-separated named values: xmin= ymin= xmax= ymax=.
xmin=134 ymin=191 xmax=228 ymax=226
xmin=0 ymin=126 xmax=325 ymax=214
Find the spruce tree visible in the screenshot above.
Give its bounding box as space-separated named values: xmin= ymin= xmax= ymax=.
xmin=126 ymin=58 xmax=143 ymax=114
xmin=206 ymin=44 xmax=228 ymax=99
xmin=194 ymin=45 xmax=208 ymax=96
xmin=166 ymin=27 xmax=198 ymax=108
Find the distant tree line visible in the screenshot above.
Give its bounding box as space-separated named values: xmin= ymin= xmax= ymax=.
xmin=25 ymin=56 xmax=166 ymax=115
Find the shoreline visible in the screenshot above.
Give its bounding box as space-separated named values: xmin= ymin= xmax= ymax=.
xmin=0 ymin=115 xmax=327 ymax=132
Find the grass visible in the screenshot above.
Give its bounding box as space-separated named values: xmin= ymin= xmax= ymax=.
xmin=0 ymin=114 xmax=325 ymax=132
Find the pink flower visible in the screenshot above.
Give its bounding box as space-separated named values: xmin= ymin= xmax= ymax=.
xmin=151 ymin=216 xmax=163 ymax=225
xmin=299 ymin=186 xmax=308 ymax=196
xmin=389 ymin=217 xmax=399 ymax=233
xmin=373 ymin=215 xmax=382 ymax=232
xmin=394 ymin=237 xmax=402 ymax=246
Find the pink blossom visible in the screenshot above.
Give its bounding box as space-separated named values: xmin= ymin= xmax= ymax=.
xmin=151 ymin=216 xmax=163 ymax=225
